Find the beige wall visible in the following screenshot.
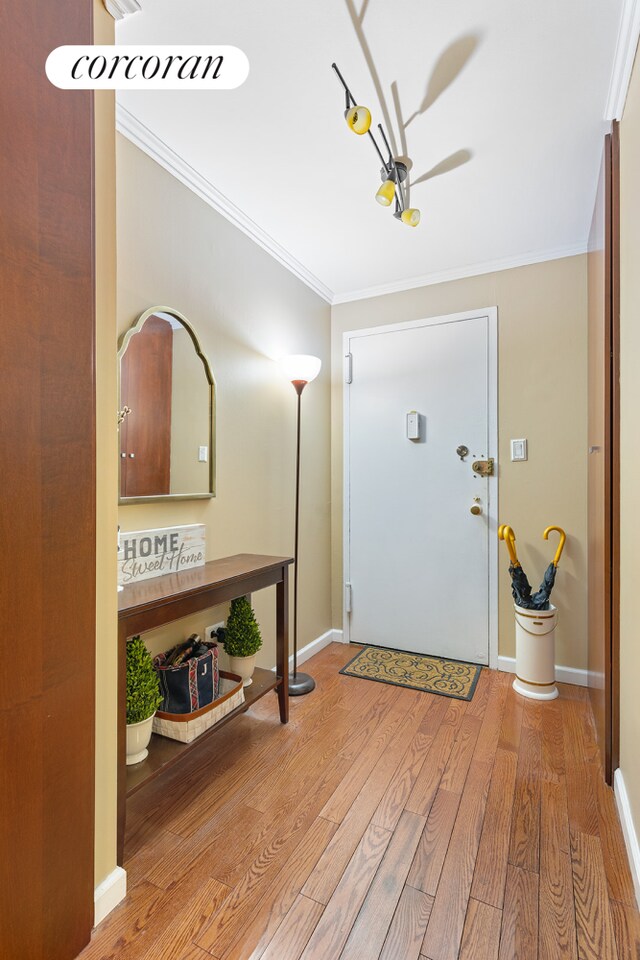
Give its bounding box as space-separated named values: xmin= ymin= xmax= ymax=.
xmin=94 ymin=2 xmax=119 ymax=890
xmin=619 ymin=49 xmax=640 ymax=843
xmin=331 ymin=255 xmax=588 ymax=668
xmin=116 ymin=136 xmax=332 ymax=677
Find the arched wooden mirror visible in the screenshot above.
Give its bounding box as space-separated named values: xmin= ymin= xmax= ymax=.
xmin=118 ymin=307 xmax=215 ymax=503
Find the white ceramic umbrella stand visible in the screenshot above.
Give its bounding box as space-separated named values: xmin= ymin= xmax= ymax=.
xmin=512 ymin=603 xmax=559 ymax=700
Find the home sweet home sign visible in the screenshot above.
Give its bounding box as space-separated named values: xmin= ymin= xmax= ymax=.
xmin=118 ymin=524 xmax=206 ymax=586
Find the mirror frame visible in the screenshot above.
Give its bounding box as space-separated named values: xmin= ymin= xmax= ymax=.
xmin=117 ymin=305 xmax=216 ymax=504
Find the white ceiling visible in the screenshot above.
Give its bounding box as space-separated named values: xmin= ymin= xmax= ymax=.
xmin=117 ymin=0 xmax=623 ymax=302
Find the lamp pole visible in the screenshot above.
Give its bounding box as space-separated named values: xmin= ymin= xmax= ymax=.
xmin=289 ymin=378 xmax=315 ymax=695
xmin=280 ymin=355 xmax=321 ymax=696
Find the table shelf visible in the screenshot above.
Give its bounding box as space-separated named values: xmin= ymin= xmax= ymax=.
xmin=117 ymin=553 xmax=292 ymax=863
xmin=125 ymin=667 xmax=279 ymax=796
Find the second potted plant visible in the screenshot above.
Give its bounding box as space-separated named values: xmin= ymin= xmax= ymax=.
xmin=126 ymin=635 xmax=163 ymax=765
xmin=221 ymin=596 xmax=263 ymax=686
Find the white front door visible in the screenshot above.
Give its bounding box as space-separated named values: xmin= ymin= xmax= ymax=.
xmin=344 ymin=309 xmax=497 ymax=665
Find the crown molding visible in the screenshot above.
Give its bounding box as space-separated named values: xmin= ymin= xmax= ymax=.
xmin=116 ymin=104 xmax=334 ymax=304
xmin=117 ymin=104 xmax=588 ymax=308
xmin=104 ymin=0 xmax=142 ymax=19
xmin=605 ymin=0 xmax=640 ymax=120
xmin=331 ymin=242 xmax=589 ymax=305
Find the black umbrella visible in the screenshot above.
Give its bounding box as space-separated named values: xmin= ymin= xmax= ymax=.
xmin=509 ymin=563 xmax=534 ymax=608
xmin=499 ymin=524 xmax=566 ymax=610
xmin=530 ymin=564 xmax=556 ymax=610
xmin=499 ymin=526 xmax=534 ymax=608
xmin=530 ymin=526 xmax=566 ymax=610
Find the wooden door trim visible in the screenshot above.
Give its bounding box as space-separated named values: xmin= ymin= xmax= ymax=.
xmin=588 ymin=125 xmax=620 ymax=784
xmin=601 ymin=131 xmax=614 ymax=781
xmin=610 ymin=120 xmax=621 ymax=776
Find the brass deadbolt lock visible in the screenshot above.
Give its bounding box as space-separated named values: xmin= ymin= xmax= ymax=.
xmin=472 ymin=458 xmax=494 ymax=477
xmin=470 ymin=497 xmax=482 ymax=516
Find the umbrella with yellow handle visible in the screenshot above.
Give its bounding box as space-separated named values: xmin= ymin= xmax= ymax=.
xmin=498 ymin=525 xmax=533 ymax=607
xmin=499 ymin=525 xmax=520 ymax=564
xmin=544 ymin=525 xmax=566 ymax=565
xmin=530 ymin=526 xmax=566 ymax=609
xmin=499 ymin=523 xmax=566 ymax=701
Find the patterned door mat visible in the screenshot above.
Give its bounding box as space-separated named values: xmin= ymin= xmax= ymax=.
xmin=339 ymin=645 xmax=482 ymax=701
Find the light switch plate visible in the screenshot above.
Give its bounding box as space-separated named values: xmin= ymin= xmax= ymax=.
xmin=511 ymin=438 xmax=528 ymax=461
xmin=198 ymin=445 xmax=208 ymax=462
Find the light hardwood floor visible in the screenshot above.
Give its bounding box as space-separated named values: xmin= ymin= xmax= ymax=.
xmin=82 ymin=643 xmax=640 ymax=960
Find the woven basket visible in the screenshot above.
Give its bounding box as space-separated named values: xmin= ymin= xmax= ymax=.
xmin=152 ymin=671 xmax=245 ymax=743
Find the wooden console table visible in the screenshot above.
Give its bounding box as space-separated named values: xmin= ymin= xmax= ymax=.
xmin=117 ymin=553 xmax=292 ymax=864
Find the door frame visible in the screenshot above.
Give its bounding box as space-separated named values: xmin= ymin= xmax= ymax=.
xmin=342 ymin=307 xmax=499 ymax=668
xmin=610 ymin=122 xmax=620 ymax=780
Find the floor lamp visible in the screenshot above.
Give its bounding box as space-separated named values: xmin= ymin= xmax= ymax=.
xmin=280 ymin=354 xmax=322 ymax=696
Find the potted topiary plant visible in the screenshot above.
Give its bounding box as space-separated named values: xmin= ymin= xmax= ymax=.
xmin=126 ymin=635 xmax=163 ymax=765
xmin=222 ymin=596 xmax=263 ymax=686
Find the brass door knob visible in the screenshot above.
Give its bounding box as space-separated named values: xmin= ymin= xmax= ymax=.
xmin=470 ymin=498 xmax=482 ymax=516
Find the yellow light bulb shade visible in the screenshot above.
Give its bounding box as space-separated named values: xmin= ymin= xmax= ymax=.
xmin=345 ymin=105 xmax=371 ymax=135
xmin=375 ymin=179 xmax=396 ymax=206
xmin=401 ymin=208 xmax=421 ymax=227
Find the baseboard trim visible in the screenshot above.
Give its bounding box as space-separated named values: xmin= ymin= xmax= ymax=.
xmin=94 ymin=866 xmax=127 ymax=927
xmin=614 ymin=768 xmax=640 ymax=909
xmin=271 ymin=628 xmax=346 ymax=673
xmin=497 ymin=655 xmax=588 ymax=687
xmin=291 ymin=629 xmax=338 ymax=668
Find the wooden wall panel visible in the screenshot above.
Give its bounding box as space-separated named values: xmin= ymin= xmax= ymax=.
xmin=587 ymin=142 xmax=610 ymax=779
xmin=587 ymin=126 xmax=620 ymax=784
xmin=0 ymin=1 xmax=96 ymax=958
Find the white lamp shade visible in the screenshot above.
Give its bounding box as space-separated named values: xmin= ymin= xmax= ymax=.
xmin=280 ymin=354 xmax=322 ymax=384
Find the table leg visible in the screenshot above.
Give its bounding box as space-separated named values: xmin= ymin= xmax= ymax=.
xmin=276 ymin=566 xmax=289 ymax=722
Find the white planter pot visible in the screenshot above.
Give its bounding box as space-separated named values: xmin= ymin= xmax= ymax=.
xmin=126 ymin=713 xmax=155 ymax=765
xmin=227 ymin=654 xmax=256 ymax=687
xmin=513 ymin=603 xmax=559 ymax=701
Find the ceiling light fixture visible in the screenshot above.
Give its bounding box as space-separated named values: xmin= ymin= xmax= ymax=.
xmin=332 ymin=62 xmax=420 ymax=227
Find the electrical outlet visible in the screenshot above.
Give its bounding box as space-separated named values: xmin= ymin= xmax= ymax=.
xmin=205 ymin=622 xmax=225 ymax=643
